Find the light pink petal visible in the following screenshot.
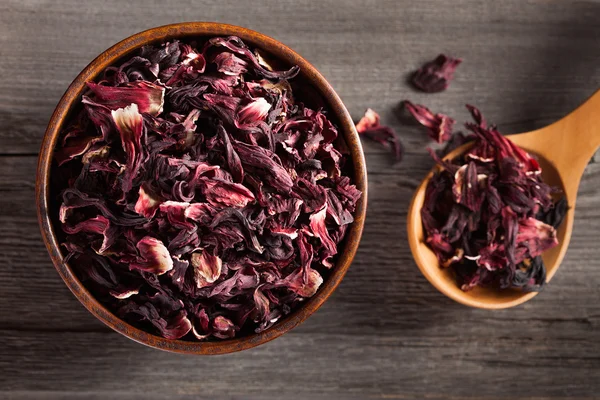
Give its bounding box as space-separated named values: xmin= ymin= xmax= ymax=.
xmin=287 ymin=267 xmax=323 ymax=297
xmin=130 ymin=236 xmax=173 ymax=275
xmin=355 ymin=108 xmax=380 ymax=133
xmin=134 ymin=185 xmax=162 ymax=218
xmin=309 ymin=205 xmax=337 ymax=255
xmin=109 ymin=286 xmax=140 ymax=299
xmin=237 ymin=97 xmax=271 ymax=125
xmin=191 ymin=251 xmax=223 ymax=288
xmin=111 ymin=103 xmax=144 ymax=194
xmin=201 ymin=179 xmax=255 ymax=208
xmin=212 ymin=315 xmax=236 ymax=339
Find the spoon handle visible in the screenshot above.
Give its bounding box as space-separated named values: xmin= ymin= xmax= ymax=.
xmin=536 ymin=89 xmax=600 ymax=198
xmin=562 ymin=88 xmax=600 ymax=159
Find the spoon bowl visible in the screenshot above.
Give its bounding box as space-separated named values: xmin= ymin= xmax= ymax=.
xmin=408 ymin=90 xmax=600 ymax=309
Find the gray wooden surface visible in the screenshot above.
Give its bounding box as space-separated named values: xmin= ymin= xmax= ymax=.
xmin=2 ymin=0 xmax=600 ymax=399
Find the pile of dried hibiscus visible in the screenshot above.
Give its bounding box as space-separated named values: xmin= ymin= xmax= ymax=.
xmin=421 ymin=106 xmax=566 ymax=291
xmin=54 ymin=37 xmax=361 ymax=340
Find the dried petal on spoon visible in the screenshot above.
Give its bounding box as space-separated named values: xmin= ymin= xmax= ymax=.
xmin=421 ymin=105 xmax=567 ymax=291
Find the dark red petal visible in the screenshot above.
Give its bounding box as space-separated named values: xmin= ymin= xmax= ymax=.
xmin=160 ymin=312 xmax=192 ymax=340
xmin=404 ymin=101 xmax=455 ymax=143
xmin=55 ymin=134 xmax=103 ymax=166
xmin=233 ymin=141 xmax=294 ymax=193
xmin=205 ymin=36 xmax=299 ymax=81
xmin=516 ymin=218 xmax=558 ymax=260
xmin=184 ymin=203 xmax=217 ymax=225
xmin=412 ymin=54 xmax=462 ymax=93
xmin=214 ymin=51 xmax=248 ymax=76
xmin=201 ymin=178 xmax=255 ymax=208
xmin=159 ymin=201 xmax=194 ymax=230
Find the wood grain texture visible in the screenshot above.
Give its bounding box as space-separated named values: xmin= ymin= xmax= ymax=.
xmin=1 ymin=0 xmax=600 ymax=398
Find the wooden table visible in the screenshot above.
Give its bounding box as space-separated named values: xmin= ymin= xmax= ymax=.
xmin=2 ymin=1 xmax=600 ymax=399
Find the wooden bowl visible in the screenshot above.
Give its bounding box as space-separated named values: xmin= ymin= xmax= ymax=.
xmin=36 ymin=22 xmax=367 ymax=354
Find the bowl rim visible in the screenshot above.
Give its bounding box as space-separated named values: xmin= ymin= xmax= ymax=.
xmin=36 ymin=22 xmax=367 ymax=354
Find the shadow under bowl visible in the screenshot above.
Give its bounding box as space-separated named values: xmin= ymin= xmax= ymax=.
xmin=36 ymin=22 xmax=367 ymax=354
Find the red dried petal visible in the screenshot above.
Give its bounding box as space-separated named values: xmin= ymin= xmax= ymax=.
xmin=516 ymin=218 xmax=558 ymax=261
xmin=212 ymin=315 xmax=236 ymax=339
xmin=86 ymin=80 xmax=165 ymax=116
xmin=201 ymin=178 xmax=256 ymax=208
xmin=159 ymin=201 xmax=194 ymax=230
xmin=355 ymin=108 xmax=403 ymax=162
xmin=355 ymin=108 xmax=380 ymax=132
xmin=404 ymin=101 xmax=455 ymax=143
xmin=214 ymin=52 xmax=249 ymax=76
xmin=184 ymin=203 xmax=217 ymax=224
xmin=55 ymin=134 xmax=103 ymax=166
xmin=412 ymin=54 xmax=462 ymax=93
xmin=452 ymin=162 xmax=486 ymax=211
xmin=237 ymin=97 xmax=271 ymax=125
xmin=160 ymin=312 xmax=193 ymax=339
xmin=109 ymin=285 xmax=141 ymax=299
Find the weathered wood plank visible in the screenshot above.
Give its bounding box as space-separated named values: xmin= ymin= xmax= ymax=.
xmin=1 ymin=0 xmax=600 ymax=153
xmin=1 ymin=330 xmax=599 ymax=399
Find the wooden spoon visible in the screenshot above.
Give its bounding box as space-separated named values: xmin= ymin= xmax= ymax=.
xmin=407 ymin=90 xmax=600 ymax=309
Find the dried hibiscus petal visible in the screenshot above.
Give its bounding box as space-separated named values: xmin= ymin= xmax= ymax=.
xmin=404 ymin=101 xmax=455 ymax=143
xmin=135 ymin=185 xmax=162 ymax=218
xmin=422 ymin=105 xmax=565 ymax=291
xmin=355 ymin=108 xmax=403 ymax=162
xmin=191 ymin=251 xmax=222 ymax=288
xmin=86 ymin=81 xmax=165 ymax=116
xmin=55 ymin=37 xmax=361 ymax=341
xmin=411 ymin=54 xmax=461 ymax=93
xmin=112 ymin=103 xmax=145 ymax=195
xmin=130 ymin=236 xmax=174 ymax=275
